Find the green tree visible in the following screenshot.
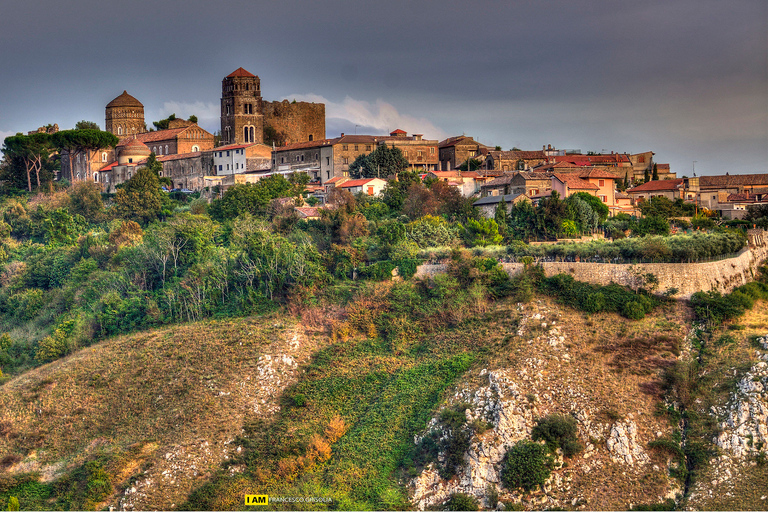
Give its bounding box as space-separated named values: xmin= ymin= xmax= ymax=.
xmin=652 ymin=163 xmax=659 ymax=181
xmin=463 ymin=217 xmax=503 ymax=247
xmin=501 ymin=440 xmax=552 ymax=491
xmin=52 ymin=129 xmax=119 ymax=183
xmin=188 ymin=115 xmax=198 ymax=124
xmin=570 ymin=192 xmax=609 ymax=223
xmin=1 ymin=133 xmax=54 ymax=191
xmin=75 ymin=120 xmax=100 ymax=130
xmin=457 ymin=158 xmax=482 ymax=172
xmin=152 ymin=113 xmax=176 ymax=131
xmin=112 ymin=167 xmax=163 ymax=224
xmin=69 ymin=181 xmax=106 ymax=222
xmin=348 ymin=144 xmax=409 ymax=179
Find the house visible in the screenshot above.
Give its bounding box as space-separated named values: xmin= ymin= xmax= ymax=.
xmin=338 ymin=178 xmax=387 ymax=197
xmin=626 ymin=179 xmax=684 ymax=204
xmin=485 ymin=150 xmax=548 ymax=172
xmin=473 ymin=193 xmax=531 ymax=218
xmin=210 ymin=143 xmax=271 ymax=176
xmin=381 ymin=130 xmax=439 ymax=172
xmin=683 ymin=174 xmax=768 ymax=210
xmin=438 ymin=135 xmax=492 ymax=171
xmin=425 ymin=170 xmax=481 ymax=197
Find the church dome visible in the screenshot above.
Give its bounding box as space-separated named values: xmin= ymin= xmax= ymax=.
xmin=118 ymin=137 xmax=151 ymax=165
xmin=107 ymin=91 xmax=144 ymax=108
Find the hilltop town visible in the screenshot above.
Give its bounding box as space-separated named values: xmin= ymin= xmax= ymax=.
xmin=1 ymin=68 xmax=767 ymax=512
xmin=7 ymin=67 xmax=767 ymax=220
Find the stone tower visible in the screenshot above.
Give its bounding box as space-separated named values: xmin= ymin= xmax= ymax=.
xmin=220 ymin=67 xmax=264 ymax=145
xmin=105 ymin=91 xmax=146 ymax=137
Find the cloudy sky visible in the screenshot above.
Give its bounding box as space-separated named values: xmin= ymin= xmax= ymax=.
xmin=1 ymin=0 xmax=766 ymax=176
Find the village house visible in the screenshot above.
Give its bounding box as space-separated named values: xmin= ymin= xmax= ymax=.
xmin=484 ymin=150 xmax=549 ymax=171
xmin=438 ymin=135 xmax=491 ymax=171
xmin=473 ymin=193 xmax=531 ymax=218
xmin=626 ymin=178 xmax=684 ymax=204
xmin=425 ymin=170 xmax=483 ymax=197
xmin=337 ymin=178 xmax=387 ymax=197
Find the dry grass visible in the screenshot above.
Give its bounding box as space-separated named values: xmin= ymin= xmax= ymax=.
xmin=0 ymin=313 xmax=326 ymax=510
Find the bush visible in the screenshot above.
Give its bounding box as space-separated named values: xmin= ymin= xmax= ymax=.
xmin=446 ymin=493 xmax=479 ymax=511
xmin=531 ymin=414 xmax=583 ymax=457
xmin=501 ymin=440 xmax=552 ymax=491
xmin=623 ymin=300 xmax=647 ymax=320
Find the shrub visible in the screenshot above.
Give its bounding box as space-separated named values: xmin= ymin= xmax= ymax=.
xmin=501 ymin=440 xmax=552 ymax=491
xmin=446 ymin=493 xmax=479 ymax=511
xmin=531 ymin=414 xmax=583 ymax=457
xmin=623 ymin=300 xmax=647 ymax=320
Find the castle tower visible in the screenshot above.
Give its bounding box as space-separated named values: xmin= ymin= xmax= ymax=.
xmin=220 ymin=67 xmax=263 ymax=145
xmin=105 ymin=91 xmax=146 ymax=137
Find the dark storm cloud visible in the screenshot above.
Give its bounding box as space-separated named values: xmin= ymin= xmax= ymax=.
xmin=0 ymin=0 xmax=765 ymax=175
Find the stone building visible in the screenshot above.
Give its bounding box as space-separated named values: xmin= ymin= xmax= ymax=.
xmin=485 ymin=150 xmax=549 ymax=171
xmin=438 ymin=135 xmax=491 ymax=171
xmin=105 ymin=91 xmax=147 ymax=137
xmin=220 ymin=67 xmax=325 ymax=146
xmin=383 ymin=130 xmax=439 ymax=172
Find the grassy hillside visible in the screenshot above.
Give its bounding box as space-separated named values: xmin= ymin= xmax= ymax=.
xmin=0 ymin=284 xmax=765 ymax=511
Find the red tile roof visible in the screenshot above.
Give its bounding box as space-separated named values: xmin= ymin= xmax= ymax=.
xmin=554 ymin=154 xmax=631 ymax=166
xmin=699 ymin=174 xmax=768 ymax=188
xmin=553 ymin=173 xmax=599 ymax=190
xmin=273 ymin=139 xmax=337 ymax=152
xmin=227 ymin=67 xmax=256 ymax=78
xmin=118 ymin=128 xmax=188 ymax=146
xmin=390 ymin=129 xmax=407 ymax=135
xmin=339 ymin=178 xmax=384 ymax=188
xmin=211 ymin=143 xmax=254 ymax=152
xmin=628 ymin=178 xmax=684 ymax=193
xmin=107 ymin=90 xmax=143 ymax=108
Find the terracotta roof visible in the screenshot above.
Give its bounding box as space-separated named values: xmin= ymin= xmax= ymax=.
xmin=628 ymin=178 xmax=684 ymax=193
xmin=294 ymin=207 xmax=322 ymax=218
xmin=428 ymin=171 xmax=462 ymax=179
xmin=98 ymin=161 xmax=119 ymax=172
xmin=227 ymin=67 xmax=256 ymax=78
xmin=615 ymin=192 xmax=631 ymax=199
xmin=699 ymin=174 xmax=768 ymax=189
xmin=438 ymin=135 xmax=490 ymax=149
xmin=210 ymin=143 xmax=254 ymax=152
xmin=117 ymin=128 xmax=189 ymax=146
xmin=273 ymin=139 xmax=337 ymax=152
xmin=554 ymin=154 xmax=631 ymax=166
xmin=337 ymin=135 xmax=380 ymax=144
xmin=390 ymin=129 xmax=407 ymax=135
xmin=154 ymin=152 xmax=201 ymax=162
xmin=339 ymin=178 xmax=379 ymax=188
xmin=489 ymin=150 xmax=546 ymax=160
xmin=577 ymin=168 xmax=621 ymax=179
xmin=656 ymin=164 xmax=670 ymax=170
xmin=325 ymin=176 xmax=349 ymax=185
xmin=483 ymin=175 xmax=515 ymax=187
xmin=107 ymin=91 xmax=143 ymax=108
xmin=123 ymin=137 xmax=150 ymax=150
xmin=518 ymin=171 xmax=552 ymax=180
xmin=553 ymin=173 xmax=599 ymax=190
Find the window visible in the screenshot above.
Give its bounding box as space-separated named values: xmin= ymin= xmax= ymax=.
xmin=599 ymin=195 xmax=607 ymax=202
xmin=367 ymin=186 xmax=374 ymax=195
xmin=638 ymin=155 xmax=645 ymax=163
xmin=227 ymin=164 xmax=230 ymax=170
xmin=354 ymin=145 xmax=358 ymax=151
xmin=102 ymin=152 xmax=107 ymax=162
xmin=250 ymin=126 xmax=254 ymax=143
xmin=226 ymin=151 xmax=230 ymax=157
xmin=128 ymin=158 xmax=133 ymax=163
xmin=417 ymin=151 xmax=423 ymax=157
xmin=94 ymin=172 xmax=99 ymax=182
xmin=192 ymin=145 xmax=199 ymax=152
xmin=309 ymin=134 xmax=313 ymax=141
xmin=342 ymin=145 xmax=348 ymax=151
xmin=326 ymin=157 xmax=330 ymax=165
xmin=117 ymin=126 xmax=123 ymax=135
xmin=219 ymin=165 xmax=223 ymax=171
xmin=403 ymin=151 xmax=408 ymax=157
xmin=165 ymin=145 xmax=169 ymax=155
xmin=153 ymin=146 xmax=157 ymax=154
xmin=599 ymin=179 xmax=605 ymax=187
xmin=430 ymin=147 xmax=435 ymax=154
xmin=342 ymin=157 xmax=349 ymax=165
xmin=244 ymin=126 xmax=249 ymax=142
xmin=366 ymin=145 xmax=371 ymax=151
xmin=301 ymin=155 xmax=305 ymax=162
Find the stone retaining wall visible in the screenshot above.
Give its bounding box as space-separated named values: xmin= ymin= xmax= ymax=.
xmin=415 ymin=244 xmax=768 ymax=300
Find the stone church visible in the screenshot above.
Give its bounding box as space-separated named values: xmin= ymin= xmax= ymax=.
xmin=220 ymin=67 xmax=325 ymax=146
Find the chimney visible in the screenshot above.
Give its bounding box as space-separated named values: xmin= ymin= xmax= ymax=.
xmin=340 ymin=133 xmax=344 ymax=137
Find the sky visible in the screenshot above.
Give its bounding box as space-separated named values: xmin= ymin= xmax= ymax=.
xmin=0 ymin=0 xmax=766 ymax=177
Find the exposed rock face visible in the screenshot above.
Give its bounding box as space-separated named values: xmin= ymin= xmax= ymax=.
xmin=409 ymin=303 xmax=676 ymax=510
xmin=607 ymin=421 xmax=649 ymax=465
xmin=714 ymin=336 xmax=768 ymax=458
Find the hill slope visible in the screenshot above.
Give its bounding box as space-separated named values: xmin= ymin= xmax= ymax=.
xmin=0 ymin=296 xmax=766 ymax=511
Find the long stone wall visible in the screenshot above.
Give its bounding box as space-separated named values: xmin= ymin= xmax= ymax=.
xmin=415 ymin=243 xmax=768 ymax=300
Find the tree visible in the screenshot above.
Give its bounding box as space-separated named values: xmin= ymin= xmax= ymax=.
xmin=644 ymin=167 xmax=650 ymax=183
xmin=188 ymin=115 xmax=198 ymax=124
xmin=152 ymin=113 xmax=176 ymax=131
xmin=1 ymin=133 xmax=54 ymax=191
xmin=457 ymin=158 xmax=482 ymax=172
xmin=652 ymin=163 xmax=659 ymax=181
xmin=52 ymin=129 xmax=119 ymax=182
xmin=112 ymin=167 xmax=163 ymax=224
xmin=348 ymin=144 xmax=408 ymax=179
xmin=75 ymin=120 xmax=100 ymax=130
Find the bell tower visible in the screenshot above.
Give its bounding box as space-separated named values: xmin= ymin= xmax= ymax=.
xmin=220 ymin=67 xmax=263 ymax=145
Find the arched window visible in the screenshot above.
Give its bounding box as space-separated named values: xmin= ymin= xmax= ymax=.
xmin=102 ymin=152 xmax=107 ymax=162
xmin=117 ymin=126 xmax=123 ymax=135
xmin=308 ymin=134 xmax=313 ymax=141
xmin=192 ymin=145 xmax=199 ymax=152
xmin=249 ymin=126 xmax=254 ymax=143
xmin=94 ymin=172 xmax=99 ymax=182
xmin=153 ymin=146 xmax=157 ymax=154
xmin=165 ymin=145 xmax=169 ymax=154
xmin=244 ymin=126 xmax=249 ymax=142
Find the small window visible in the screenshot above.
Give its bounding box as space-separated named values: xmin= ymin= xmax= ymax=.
xmin=226 ymin=151 xmax=230 ymax=157
xmin=599 ymin=179 xmax=605 ymax=187
xmin=366 ymin=145 xmax=371 ymax=151
xmin=342 ymin=144 xmax=348 ymax=151
xmin=165 ymin=145 xmax=169 ymax=155
xmin=101 ymin=152 xmax=107 ymax=162
xmin=430 ymin=147 xmax=435 ymax=154
xmin=192 ymin=145 xmax=199 ymax=152
xmin=219 ymin=165 xmax=222 ymax=171
xmin=128 ymin=158 xmax=133 ymax=163
xmin=354 ymin=145 xmax=358 ymax=151
xmin=326 ymin=157 xmax=330 ymax=165
xmin=308 ymin=134 xmax=313 ymax=141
